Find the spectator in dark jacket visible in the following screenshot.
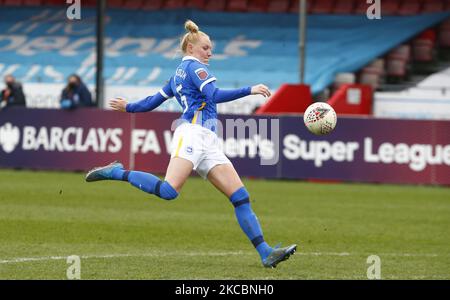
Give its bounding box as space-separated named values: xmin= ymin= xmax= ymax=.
xmin=0 ymin=75 xmax=26 ymax=109
xmin=60 ymin=74 xmax=94 ymax=109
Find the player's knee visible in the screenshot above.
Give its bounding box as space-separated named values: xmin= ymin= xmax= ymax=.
xmin=159 ymin=181 xmax=179 ymax=200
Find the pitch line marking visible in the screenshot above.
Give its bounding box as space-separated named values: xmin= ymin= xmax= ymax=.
xmin=0 ymin=251 xmax=447 ymax=265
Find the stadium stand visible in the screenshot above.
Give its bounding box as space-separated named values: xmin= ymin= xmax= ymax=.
xmin=247 ymin=0 xmax=269 ymax=13
xmin=185 ymin=0 xmax=207 ymax=10
xmin=267 ymin=0 xmax=290 ymax=13
xmin=333 ymin=0 xmax=355 ymax=14
xmin=0 ymin=0 xmax=449 ymax=115
xmin=227 ymin=0 xmax=248 ymax=12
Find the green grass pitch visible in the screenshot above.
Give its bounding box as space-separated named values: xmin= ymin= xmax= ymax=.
xmin=0 ymin=169 xmax=449 ymax=279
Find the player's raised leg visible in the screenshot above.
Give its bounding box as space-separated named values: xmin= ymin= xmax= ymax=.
xmin=207 ymin=163 xmax=297 ymax=267
xmin=85 ymin=157 xmax=192 ymax=200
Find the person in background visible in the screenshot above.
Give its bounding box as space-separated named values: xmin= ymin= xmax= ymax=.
xmin=0 ymin=75 xmax=26 ymax=109
xmin=60 ymin=74 xmax=94 ymax=109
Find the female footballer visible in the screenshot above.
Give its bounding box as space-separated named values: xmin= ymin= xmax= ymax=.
xmin=86 ymin=20 xmax=296 ymax=268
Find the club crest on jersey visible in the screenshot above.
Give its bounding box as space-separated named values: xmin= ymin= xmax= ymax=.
xmin=195 ymin=68 xmax=208 ymax=80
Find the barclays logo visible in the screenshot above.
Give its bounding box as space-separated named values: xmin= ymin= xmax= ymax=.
xmin=0 ymin=123 xmax=20 ymax=153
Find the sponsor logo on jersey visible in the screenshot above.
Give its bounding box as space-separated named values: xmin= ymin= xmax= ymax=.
xmin=195 ymin=68 xmax=208 ymax=80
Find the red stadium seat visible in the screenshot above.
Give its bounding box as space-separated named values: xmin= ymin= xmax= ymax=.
xmin=227 ymin=0 xmax=248 ymax=12
xmin=439 ymin=28 xmax=450 ymax=47
xmin=123 ymin=0 xmax=144 ymax=10
xmin=310 ymin=0 xmax=335 ymax=14
xmin=185 ymin=0 xmax=206 ymax=9
xmin=83 ymin=0 xmax=96 ymax=7
xmin=398 ymin=0 xmax=422 ymax=16
xmin=379 ymin=0 xmax=401 ymax=15
xmin=23 ymin=0 xmax=42 ymax=5
xmin=353 ymin=1 xmax=367 ymax=14
xmin=386 ymin=44 xmax=411 ymax=80
xmin=446 ymin=0 xmax=450 ymax=10
xmin=289 ymin=0 xmax=299 ymax=13
xmin=412 ymin=39 xmax=434 ymax=62
xmin=247 ymin=0 xmax=269 ymax=12
xmin=204 ymin=0 xmax=226 ymax=11
xmin=267 ymin=0 xmax=290 ymax=13
xmin=142 ymin=0 xmax=164 ymax=10
xmin=108 ymin=0 xmax=124 ymax=9
xmin=422 ymin=0 xmax=445 ymax=13
xmin=164 ymin=0 xmax=185 ymax=9
xmin=3 ymin=0 xmax=22 ymax=5
xmin=333 ymin=0 xmax=355 ymax=14
xmin=359 ymin=59 xmax=384 ymax=90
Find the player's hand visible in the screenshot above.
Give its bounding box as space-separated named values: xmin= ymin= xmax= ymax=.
xmin=251 ymin=84 xmax=271 ymax=98
xmin=109 ymin=97 xmax=128 ymax=112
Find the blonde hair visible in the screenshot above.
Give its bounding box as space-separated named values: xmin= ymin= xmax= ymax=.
xmin=180 ymin=20 xmax=208 ymax=54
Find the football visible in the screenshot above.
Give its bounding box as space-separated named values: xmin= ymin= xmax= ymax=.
xmin=303 ymin=102 xmax=337 ymax=135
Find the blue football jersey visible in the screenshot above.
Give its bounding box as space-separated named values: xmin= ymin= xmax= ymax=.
xmin=170 ymin=56 xmax=217 ymax=128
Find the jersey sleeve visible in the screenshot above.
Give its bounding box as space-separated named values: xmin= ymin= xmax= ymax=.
xmin=187 ymin=62 xmax=217 ymax=93
xmin=126 ymin=77 xmax=174 ymax=113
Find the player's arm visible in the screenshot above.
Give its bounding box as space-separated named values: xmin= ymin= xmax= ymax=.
xmin=109 ymin=78 xmax=174 ymax=113
xmin=202 ymin=82 xmax=271 ymax=104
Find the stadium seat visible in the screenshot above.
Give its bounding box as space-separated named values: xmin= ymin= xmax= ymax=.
xmin=398 ymin=0 xmax=422 ymax=16
xmin=359 ymin=59 xmax=384 ymax=90
xmin=142 ymin=0 xmax=164 ymax=10
xmin=3 ymin=0 xmax=22 ymax=5
xmin=267 ymin=0 xmax=290 ymax=13
xmin=422 ymin=0 xmax=445 ymax=13
xmin=412 ymin=39 xmax=434 ymax=62
xmin=310 ymin=0 xmax=335 ymax=14
xmin=386 ymin=44 xmax=411 ymax=80
xmin=289 ymin=0 xmax=299 ymax=13
xmin=384 ymin=0 xmax=402 ymax=15
xmin=227 ymin=0 xmax=248 ymax=12
xmin=108 ymin=0 xmax=124 ymax=9
xmin=23 ymin=0 xmax=42 ymax=5
xmin=43 ymin=0 xmax=62 ymax=6
xmin=185 ymin=0 xmax=206 ymax=10
xmin=123 ymin=0 xmax=144 ymax=10
xmin=446 ymin=0 xmax=450 ymax=10
xmin=204 ymin=0 xmax=226 ymax=11
xmin=83 ymin=0 xmax=97 ymax=7
xmin=439 ymin=29 xmax=450 ymax=47
xmin=333 ymin=0 xmax=355 ymax=14
xmin=247 ymin=0 xmax=269 ymax=12
xmin=353 ymin=1 xmax=366 ymax=14
xmin=164 ymin=0 xmax=186 ymax=9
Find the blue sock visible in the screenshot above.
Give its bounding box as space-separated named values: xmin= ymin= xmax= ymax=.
xmin=113 ymin=169 xmax=178 ymax=200
xmin=230 ymin=187 xmax=272 ymax=260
